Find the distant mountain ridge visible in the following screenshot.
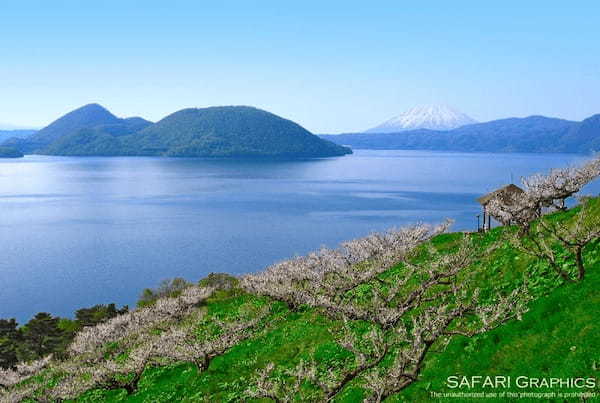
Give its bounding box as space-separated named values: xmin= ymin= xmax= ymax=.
xmin=365 ymin=105 xmax=477 ymax=133
xmin=3 ymin=104 xmax=351 ymax=158
xmin=321 ymin=114 xmax=600 ymax=153
xmin=0 ymin=129 xmax=36 ymax=143
xmin=7 ymin=104 xmax=599 ymax=156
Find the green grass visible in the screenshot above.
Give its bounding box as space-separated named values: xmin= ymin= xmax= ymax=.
xmin=74 ymin=307 xmax=344 ymax=402
xmin=397 ymin=256 xmax=600 ymax=402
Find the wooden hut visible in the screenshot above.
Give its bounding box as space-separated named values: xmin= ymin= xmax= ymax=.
xmin=476 ymin=184 xmax=525 ymax=231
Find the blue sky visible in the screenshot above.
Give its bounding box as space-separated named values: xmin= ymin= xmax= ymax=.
xmin=1 ymin=1 xmax=599 ymax=132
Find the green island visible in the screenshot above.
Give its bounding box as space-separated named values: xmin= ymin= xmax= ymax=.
xmin=1 ymin=159 xmax=599 ymax=402
xmin=3 ymin=104 xmax=351 ymax=158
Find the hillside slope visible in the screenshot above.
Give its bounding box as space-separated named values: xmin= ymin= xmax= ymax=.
xmin=560 ymin=114 xmax=600 ymax=153
xmin=0 ymin=130 xmax=36 ymax=143
xmin=2 ymin=199 xmax=598 ymax=402
xmin=29 ymin=104 xmax=123 ymax=147
xmin=119 ymin=106 xmax=351 ymax=158
xmin=42 ymin=116 xmax=154 ymax=156
xmin=400 ymin=262 xmax=600 ymax=401
xmin=2 ymin=104 xmax=153 ymax=154
xmin=0 ymin=147 xmax=24 ymax=158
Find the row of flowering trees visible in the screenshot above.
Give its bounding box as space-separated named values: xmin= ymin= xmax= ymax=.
xmin=487 ymin=155 xmax=600 ymax=282
xmin=248 ymin=284 xmax=527 ymax=402
xmin=487 ymin=155 xmax=600 ymax=229
xmin=241 ymin=228 xmax=531 ymax=401
xmin=1 ymin=217 xmax=532 ymax=402
xmin=0 ymin=283 xmax=276 ymax=401
xmin=239 ymin=155 xmax=600 ymax=401
xmin=241 ymin=220 xmax=453 ymax=312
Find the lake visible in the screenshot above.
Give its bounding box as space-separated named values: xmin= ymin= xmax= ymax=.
xmin=1 ymin=150 xmax=598 ymax=322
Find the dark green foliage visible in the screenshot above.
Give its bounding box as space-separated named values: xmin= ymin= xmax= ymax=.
xmin=321 ymin=114 xmax=600 ymax=153
xmin=19 ymin=313 xmax=66 ymax=361
xmin=28 ymin=104 xmax=123 ymax=146
xmin=75 ymin=304 xmax=129 ymax=328
xmin=137 ymin=278 xmax=193 ymax=308
xmin=198 ymin=273 xmax=239 ymax=291
xmin=0 ymin=302 xmax=128 ymax=368
xmin=42 ymin=127 xmax=127 ymax=156
xmin=116 ymin=117 xmax=154 ymax=135
xmin=41 ymin=116 xmax=154 ymax=156
xmin=0 ymin=137 xmax=38 ymax=153
xmin=0 ymin=129 xmax=36 ymax=143
xmin=35 ymin=105 xmax=351 ymax=157
xmin=3 ymin=104 xmax=153 ymax=154
xmin=124 ymin=106 xmax=351 ymax=157
xmin=0 ymin=146 xmax=23 ymax=158
xmin=0 ymin=319 xmax=20 ymax=368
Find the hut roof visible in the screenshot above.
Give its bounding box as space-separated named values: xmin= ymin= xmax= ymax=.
xmin=477 ymin=184 xmax=525 ymax=206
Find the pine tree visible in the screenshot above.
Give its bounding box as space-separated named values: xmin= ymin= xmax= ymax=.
xmin=20 ymin=313 xmax=65 ymax=360
xmin=0 ymin=319 xmax=19 ymax=368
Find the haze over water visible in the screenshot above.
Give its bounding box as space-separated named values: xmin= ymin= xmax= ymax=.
xmin=1 ymin=150 xmax=598 ymax=322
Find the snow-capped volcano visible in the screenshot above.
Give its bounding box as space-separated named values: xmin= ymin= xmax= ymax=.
xmin=365 ymin=105 xmax=477 ymax=133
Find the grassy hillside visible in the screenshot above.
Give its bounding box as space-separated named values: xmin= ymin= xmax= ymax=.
xmin=2 ymin=200 xmax=599 ymax=402
xmin=73 ymin=259 xmax=600 ymax=403
xmin=399 ymin=262 xmax=600 ymax=402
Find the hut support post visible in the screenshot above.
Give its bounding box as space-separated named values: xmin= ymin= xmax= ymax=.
xmin=482 ymin=207 xmax=488 ymax=232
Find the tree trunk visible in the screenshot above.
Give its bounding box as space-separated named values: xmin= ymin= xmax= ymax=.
xmin=575 ymin=246 xmax=585 ymax=281
xmin=326 ymin=348 xmax=388 ymax=401
xmin=379 ymin=340 xmax=434 ymax=401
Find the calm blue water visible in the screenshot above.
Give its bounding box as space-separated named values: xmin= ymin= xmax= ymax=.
xmin=1 ymin=150 xmax=598 ymax=323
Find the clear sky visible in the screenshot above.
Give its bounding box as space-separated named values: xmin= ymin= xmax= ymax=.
xmin=1 ymin=0 xmax=599 ymax=133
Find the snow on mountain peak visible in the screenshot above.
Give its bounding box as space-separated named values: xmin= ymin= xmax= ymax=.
xmin=365 ymin=104 xmax=477 ymax=133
